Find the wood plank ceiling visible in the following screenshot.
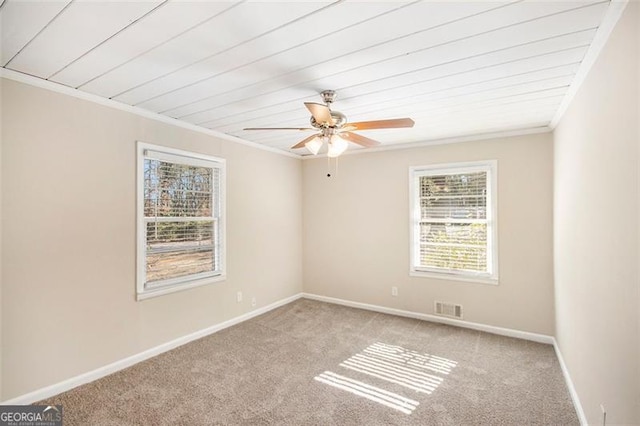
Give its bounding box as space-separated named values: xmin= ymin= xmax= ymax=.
xmin=1 ymin=0 xmax=612 ymax=155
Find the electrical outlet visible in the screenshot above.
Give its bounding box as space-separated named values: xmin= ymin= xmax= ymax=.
xmin=600 ymin=404 xmax=606 ymax=426
xmin=237 ymin=291 xmax=243 ymax=303
xmin=251 ymin=297 xmax=256 ymax=307
xmin=391 ymin=286 xmax=398 ymax=296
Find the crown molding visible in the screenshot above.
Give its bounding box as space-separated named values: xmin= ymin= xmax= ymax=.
xmin=0 ymin=68 xmax=301 ymax=159
xmin=300 ymin=125 xmax=552 ymax=160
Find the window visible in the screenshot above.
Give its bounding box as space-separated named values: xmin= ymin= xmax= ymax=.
xmin=409 ymin=161 xmax=497 ymax=284
xmin=137 ymin=142 xmax=225 ymax=300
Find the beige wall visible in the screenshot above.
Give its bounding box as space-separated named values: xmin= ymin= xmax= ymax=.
xmin=303 ymin=132 xmax=555 ymax=335
xmin=0 ymin=79 xmax=303 ymax=399
xmin=553 ymin=2 xmax=640 ymax=424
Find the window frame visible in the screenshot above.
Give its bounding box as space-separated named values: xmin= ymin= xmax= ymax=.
xmin=409 ymin=160 xmax=498 ymax=285
xmin=136 ymin=141 xmax=226 ymax=300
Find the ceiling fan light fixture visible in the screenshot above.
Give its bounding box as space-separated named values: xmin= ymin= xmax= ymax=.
xmin=244 ymin=90 xmax=414 ymax=156
xmin=327 ymin=134 xmax=349 ymax=158
xmin=305 ymin=136 xmax=323 ymax=155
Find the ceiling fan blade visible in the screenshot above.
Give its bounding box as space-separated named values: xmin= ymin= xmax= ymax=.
xmin=304 ymin=102 xmax=334 ymax=126
xmin=243 ymin=127 xmax=315 ymax=131
xmin=348 ymin=118 xmax=415 ymax=131
xmin=291 ymin=134 xmax=321 ymax=149
xmin=341 ymin=132 xmax=381 ymax=147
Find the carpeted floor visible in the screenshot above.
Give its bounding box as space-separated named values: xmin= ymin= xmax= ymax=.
xmin=40 ymin=299 xmax=579 ymax=425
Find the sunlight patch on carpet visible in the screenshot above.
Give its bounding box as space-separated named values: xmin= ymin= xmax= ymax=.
xmin=365 ymin=342 xmax=458 ymax=375
xmin=314 ymin=371 xmax=419 ymax=415
xmin=314 ymin=342 xmax=457 ymax=414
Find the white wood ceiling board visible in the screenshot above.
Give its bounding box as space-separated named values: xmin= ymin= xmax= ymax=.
xmin=236 ymin=101 xmax=559 ymax=146
xmin=187 ymin=91 xmax=315 ymax=125
xmin=169 ymin=10 xmax=600 ymax=129
xmin=147 ymin=1 xmax=510 ymax=117
xmin=201 ymin=28 xmax=595 ymax=130
xmin=157 ymin=0 xmax=600 ymax=123
xmin=210 ymin=103 xmax=311 ymax=129
xmin=328 ymin=60 xmax=582 ymax=119
xmin=382 ymin=111 xmax=557 ymax=145
xmin=352 ymin=120 xmax=551 ymax=149
xmin=360 ymin=86 xmax=570 ymax=129
xmin=238 ymin=113 xmax=316 ymax=131
xmin=218 ymin=118 xmax=312 ymax=135
xmin=197 ymin=44 xmax=580 ymax=129
xmin=410 ymin=94 xmax=564 ymax=123
xmin=143 ymin=3 xmax=506 ymax=117
xmin=324 ymin=21 xmax=595 ymax=109
xmin=197 ymin=92 xmax=320 ymax=128
xmin=221 ymin=83 xmax=569 ymax=142
xmin=421 ymin=111 xmax=556 ymax=137
xmin=338 ymin=72 xmax=576 ymax=122
xmin=238 ymin=128 xmax=317 ymax=145
xmin=0 ymin=0 xmax=71 ymax=66
xmin=237 ymin=113 xmax=317 ymax=133
xmin=235 ymin=68 xmax=576 ymax=135
xmin=336 ymin=28 xmax=596 ymax=102
xmin=245 ymin=133 xmax=318 ymax=147
xmin=395 ymin=85 xmax=569 ymax=116
xmin=416 ymin=123 xmax=548 ymax=143
xmin=203 ymin=68 xmax=566 ymax=134
xmin=300 ymin=3 xmax=605 ymax=107
xmin=225 ymin=65 xmax=576 ymax=135
xmin=79 ymin=1 xmax=332 ymax=98
xmin=224 ymin=89 xmax=565 ymax=141
xmin=115 ymin=1 xmax=410 ymax=106
xmin=6 ymin=1 xmax=162 ymax=79
xmin=231 ymin=60 xmax=580 ymax=132
xmin=273 ymin=143 xmax=303 ymax=152
xmin=238 ymin=102 xmax=557 ymax=147
xmin=1 ymin=0 xmax=617 ymax=153
xmin=418 ymin=104 xmax=559 ymax=131
xmin=347 ymin=114 xmax=552 ymax=146
xmin=230 ymin=58 xmax=577 ymax=133
xmin=49 ymin=1 xmax=239 ymax=88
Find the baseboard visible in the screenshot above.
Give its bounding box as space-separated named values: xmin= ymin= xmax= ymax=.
xmin=1 ymin=292 xmax=304 ymax=405
xmin=301 ymin=293 xmax=591 ymax=420
xmin=301 ymin=293 xmax=554 ymax=344
xmin=552 ymin=338 xmax=587 ymax=425
xmin=4 ymin=290 xmax=578 ymax=420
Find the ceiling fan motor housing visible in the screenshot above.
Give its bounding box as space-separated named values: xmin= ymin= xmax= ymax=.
xmin=310 ymin=110 xmax=347 ymax=129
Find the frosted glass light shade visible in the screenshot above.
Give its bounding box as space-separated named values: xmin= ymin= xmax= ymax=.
xmin=327 ymin=135 xmax=349 ymax=157
xmin=305 ymin=136 xmax=323 ymax=155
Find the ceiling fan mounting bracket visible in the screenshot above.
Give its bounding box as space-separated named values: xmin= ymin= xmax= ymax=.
xmin=320 ymin=90 xmax=336 ymax=105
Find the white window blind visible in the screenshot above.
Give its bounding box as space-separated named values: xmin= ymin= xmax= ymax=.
xmin=410 ymin=162 xmax=497 ymax=283
xmin=137 ymin=143 xmax=225 ymax=299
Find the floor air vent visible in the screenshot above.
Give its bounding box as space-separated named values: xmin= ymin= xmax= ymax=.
xmin=434 ymin=301 xmax=463 ymax=319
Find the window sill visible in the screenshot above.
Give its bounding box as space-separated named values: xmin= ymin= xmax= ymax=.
xmin=137 ymin=274 xmax=226 ymax=301
xmin=410 ymin=270 xmax=498 ymax=285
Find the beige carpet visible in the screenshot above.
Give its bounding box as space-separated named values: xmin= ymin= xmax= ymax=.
xmin=40 ymin=299 xmax=579 ymax=425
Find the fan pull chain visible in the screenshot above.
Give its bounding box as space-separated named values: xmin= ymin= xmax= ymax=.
xmin=326 ymin=156 xmax=339 ymax=178
xmin=327 ymin=155 xmax=331 ymax=178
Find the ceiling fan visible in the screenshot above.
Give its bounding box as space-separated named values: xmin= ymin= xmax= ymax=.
xmin=244 ymin=90 xmax=415 ymax=157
